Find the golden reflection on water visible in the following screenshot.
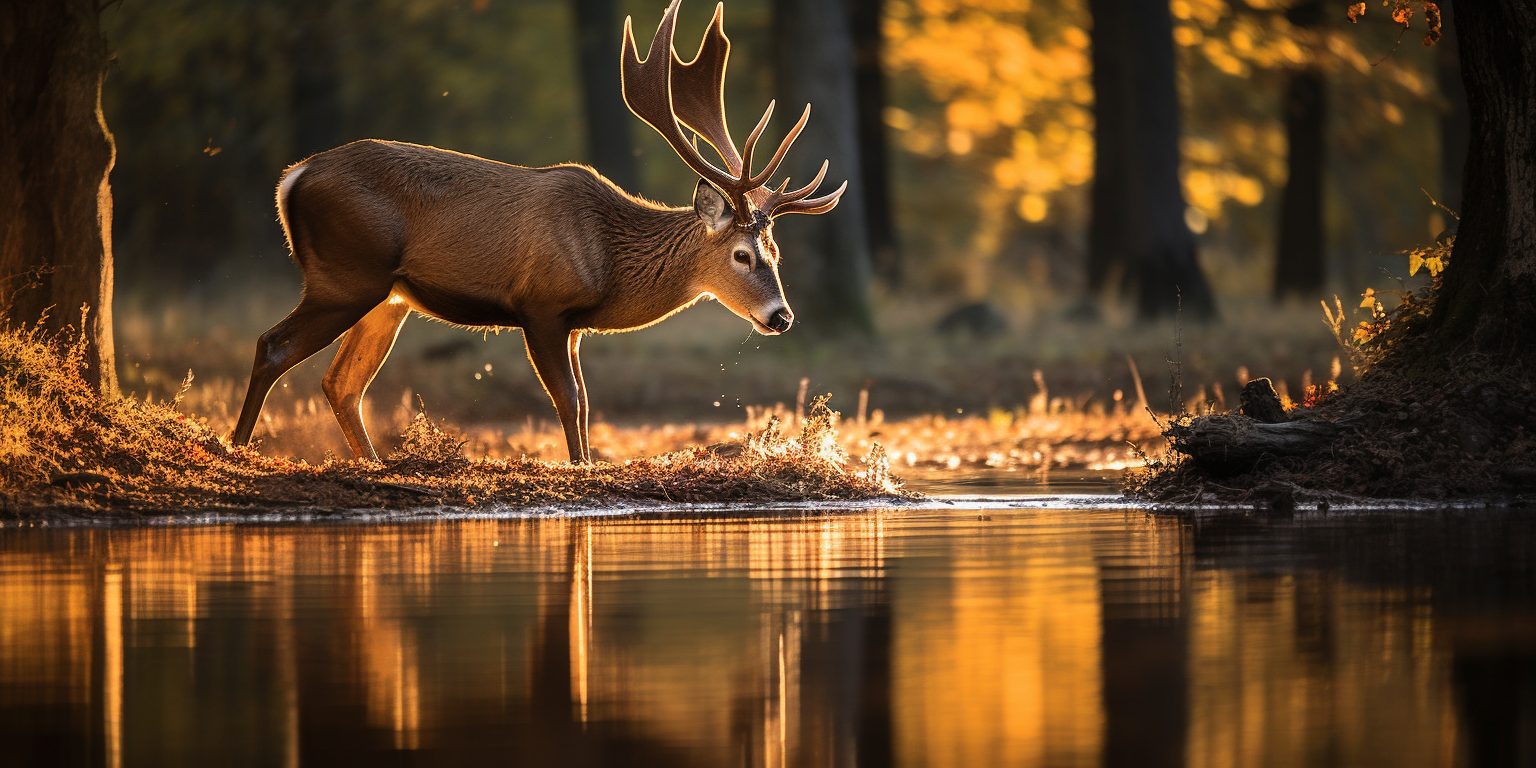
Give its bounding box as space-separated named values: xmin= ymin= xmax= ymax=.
xmin=0 ymin=511 xmax=1501 ymax=767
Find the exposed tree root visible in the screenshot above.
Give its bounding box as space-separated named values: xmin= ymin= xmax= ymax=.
xmin=1133 ymin=357 xmax=1536 ymax=506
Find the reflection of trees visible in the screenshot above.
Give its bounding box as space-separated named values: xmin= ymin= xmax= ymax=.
xmin=0 ymin=512 xmax=1530 ymax=766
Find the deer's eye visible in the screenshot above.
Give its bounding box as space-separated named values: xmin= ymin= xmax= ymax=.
xmin=733 ymin=250 xmax=752 ymax=267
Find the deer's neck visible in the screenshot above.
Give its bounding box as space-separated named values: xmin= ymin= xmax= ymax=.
xmin=593 ymin=201 xmax=711 ymax=329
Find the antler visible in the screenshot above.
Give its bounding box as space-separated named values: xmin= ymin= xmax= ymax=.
xmin=621 ymin=1 xmax=844 ymax=220
xmin=755 ymin=158 xmax=848 ymax=217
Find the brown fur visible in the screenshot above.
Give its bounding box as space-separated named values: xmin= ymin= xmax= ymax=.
xmin=230 ymin=139 xmax=792 ymax=462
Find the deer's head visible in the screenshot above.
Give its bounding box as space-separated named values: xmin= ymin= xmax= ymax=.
xmin=622 ymin=0 xmax=845 ymax=335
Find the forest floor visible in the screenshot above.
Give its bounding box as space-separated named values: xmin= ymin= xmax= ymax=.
xmin=0 ymin=325 xmax=916 ymax=520
xmin=5 ymin=290 xmax=1387 ymax=519
xmin=1131 ymin=246 xmax=1536 ymax=508
xmin=1131 ymin=365 xmax=1536 ymax=508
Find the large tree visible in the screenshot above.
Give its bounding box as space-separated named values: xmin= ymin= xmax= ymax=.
xmin=772 ymin=0 xmax=876 ymax=336
xmin=0 ymin=0 xmax=117 ymax=393
xmin=1425 ymin=0 xmax=1536 ymax=361
xmin=1436 ymin=1 xmax=1469 ymax=215
xmin=848 ymin=0 xmax=901 ymax=288
xmin=572 ymin=0 xmax=639 ymax=192
xmin=1087 ymin=0 xmax=1217 ymax=320
xmin=1272 ymin=0 xmax=1328 ymax=301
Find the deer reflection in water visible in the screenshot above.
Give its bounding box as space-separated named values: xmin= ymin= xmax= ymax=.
xmin=0 ymin=510 xmax=1531 ymax=767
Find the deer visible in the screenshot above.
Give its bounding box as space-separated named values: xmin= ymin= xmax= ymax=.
xmin=228 ymin=0 xmax=844 ymax=464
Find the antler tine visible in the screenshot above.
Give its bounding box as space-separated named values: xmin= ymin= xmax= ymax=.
xmin=747 ymin=104 xmax=811 ymax=188
xmin=763 ymin=158 xmax=845 ymax=217
xmin=622 ymin=3 xmax=739 ymax=195
xmin=739 ymin=100 xmax=775 ymax=189
xmin=772 ymin=179 xmax=848 ymax=216
xmin=775 ymin=159 xmax=829 ymax=204
xmin=670 ymin=3 xmax=743 ymax=174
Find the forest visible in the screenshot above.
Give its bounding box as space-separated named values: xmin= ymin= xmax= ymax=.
xmin=1 ymin=0 xmax=1531 ymax=510
xmin=5 ymin=3 xmax=1536 ymax=766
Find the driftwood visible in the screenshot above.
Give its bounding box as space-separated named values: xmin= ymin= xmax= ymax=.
xmin=1168 ymin=415 xmax=1341 ymax=476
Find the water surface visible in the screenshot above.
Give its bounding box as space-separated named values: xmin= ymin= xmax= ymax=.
xmin=1 ymin=502 xmax=1532 ymax=767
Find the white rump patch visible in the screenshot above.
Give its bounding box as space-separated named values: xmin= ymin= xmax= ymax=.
xmin=277 ymin=164 xmax=308 ymax=209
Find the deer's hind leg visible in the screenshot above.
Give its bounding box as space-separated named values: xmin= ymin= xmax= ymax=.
xmin=231 ymin=289 xmax=392 ymax=449
xmin=322 ymin=297 xmax=412 ymax=460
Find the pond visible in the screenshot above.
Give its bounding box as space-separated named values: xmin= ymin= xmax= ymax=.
xmin=1 ymin=488 xmax=1533 ymax=767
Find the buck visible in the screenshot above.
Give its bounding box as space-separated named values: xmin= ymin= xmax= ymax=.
xmin=229 ymin=0 xmax=844 ymax=463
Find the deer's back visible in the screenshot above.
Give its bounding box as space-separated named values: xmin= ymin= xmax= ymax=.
xmin=283 ymin=140 xmax=624 ymax=325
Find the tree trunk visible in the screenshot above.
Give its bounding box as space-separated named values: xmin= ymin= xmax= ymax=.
xmin=848 ymin=0 xmax=900 ymax=287
xmin=1427 ymin=0 xmax=1536 ymax=360
xmin=1437 ymin=1 xmax=1470 ymax=216
xmin=0 ymin=0 xmax=117 ymax=393
xmin=1272 ymin=0 xmax=1327 ymax=301
xmin=1087 ymin=0 xmax=1216 ymax=320
xmin=1086 ymin=0 xmax=1132 ymax=298
xmin=572 ymin=0 xmax=639 ymax=193
xmin=773 ymin=0 xmax=876 ymax=336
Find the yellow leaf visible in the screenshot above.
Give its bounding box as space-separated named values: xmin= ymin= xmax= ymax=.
xmin=1409 ymin=252 xmax=1424 ymax=276
xmin=1425 ymin=256 xmax=1444 ymax=276
xmin=1359 ymin=287 xmax=1377 ymax=308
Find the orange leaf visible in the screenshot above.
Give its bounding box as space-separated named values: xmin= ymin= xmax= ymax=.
xmin=1346 ymin=2 xmax=1366 ymax=22
xmin=1392 ymin=3 xmax=1413 ymax=27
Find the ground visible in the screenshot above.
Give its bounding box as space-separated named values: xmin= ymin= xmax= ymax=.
xmin=0 ymin=326 xmax=911 ymax=519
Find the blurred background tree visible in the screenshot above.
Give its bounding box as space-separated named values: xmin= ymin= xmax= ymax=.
xmin=1088 ymin=0 xmax=1216 ymax=319
xmin=94 ymin=0 xmax=1453 ymax=332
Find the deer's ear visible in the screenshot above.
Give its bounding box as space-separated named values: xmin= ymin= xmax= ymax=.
xmin=693 ymin=180 xmax=734 ymax=234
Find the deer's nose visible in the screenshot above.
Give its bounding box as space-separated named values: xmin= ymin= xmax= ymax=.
xmin=767 ymin=307 xmax=794 ymax=333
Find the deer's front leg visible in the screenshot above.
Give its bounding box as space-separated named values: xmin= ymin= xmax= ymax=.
xmin=523 ymin=321 xmax=589 ymax=463
xmin=568 ymin=331 xmax=590 ymax=460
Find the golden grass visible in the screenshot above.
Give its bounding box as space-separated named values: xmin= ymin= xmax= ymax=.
xmin=0 ymin=325 xmax=907 ymax=519
xmin=113 ymin=291 xmax=1342 ymax=460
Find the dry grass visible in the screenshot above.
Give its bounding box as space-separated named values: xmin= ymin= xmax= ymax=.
xmin=0 ymin=325 xmax=907 ymax=519
xmin=114 ymin=290 xmax=1346 ymax=456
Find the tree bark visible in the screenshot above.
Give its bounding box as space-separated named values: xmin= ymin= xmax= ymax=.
xmin=848 ymin=0 xmax=900 ymax=287
xmin=0 ymin=0 xmax=117 ymax=393
xmin=1272 ymin=0 xmax=1327 ymax=301
xmin=1437 ymin=1 xmax=1470 ymax=216
xmin=773 ymin=0 xmax=876 ymax=336
xmin=572 ymin=0 xmax=639 ymax=192
xmin=1427 ymin=0 xmax=1536 ymax=361
xmin=1087 ymin=0 xmax=1216 ymax=320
